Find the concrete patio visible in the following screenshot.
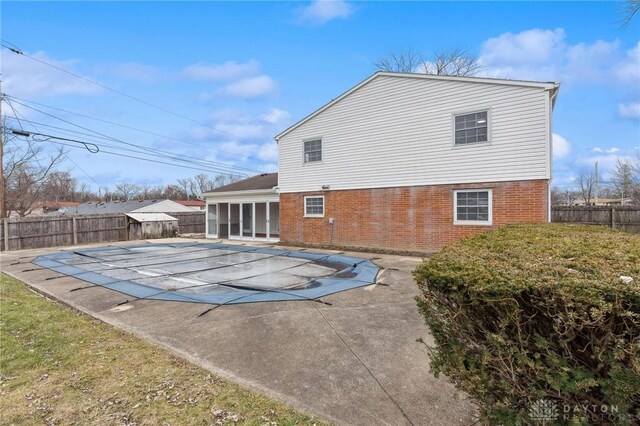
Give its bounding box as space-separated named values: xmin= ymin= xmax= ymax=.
xmin=1 ymin=238 xmax=476 ymax=425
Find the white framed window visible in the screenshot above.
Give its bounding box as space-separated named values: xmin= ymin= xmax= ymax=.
xmin=304 ymin=196 xmax=324 ymax=217
xmin=304 ymin=139 xmax=322 ymax=163
xmin=453 ymin=189 xmax=492 ymax=225
xmin=453 ymin=110 xmax=489 ymax=146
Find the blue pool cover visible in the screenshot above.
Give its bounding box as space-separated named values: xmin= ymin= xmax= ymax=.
xmin=32 ymin=242 xmax=380 ymax=306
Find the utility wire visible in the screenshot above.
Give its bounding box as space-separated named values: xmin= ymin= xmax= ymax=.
xmin=4 ymin=94 xmax=270 ymax=165
xmin=8 ymin=99 xmax=255 ymax=175
xmin=3 ymin=98 xmax=247 ymax=177
xmin=3 ymin=115 xmax=253 ymax=175
xmin=1 ymin=40 xmax=273 ymax=149
xmin=3 ymin=97 xmax=102 ymax=188
xmin=8 ymin=98 xmax=255 ymax=173
xmin=42 ymin=139 xmax=244 ymax=174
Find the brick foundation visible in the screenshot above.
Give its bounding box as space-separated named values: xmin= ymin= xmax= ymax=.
xmin=280 ymin=180 xmax=549 ymax=252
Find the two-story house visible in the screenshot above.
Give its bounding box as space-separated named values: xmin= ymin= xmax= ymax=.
xmin=202 ymin=72 xmax=560 ymax=252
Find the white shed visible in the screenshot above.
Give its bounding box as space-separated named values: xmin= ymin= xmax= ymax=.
xmin=126 ymin=213 xmax=179 ymax=240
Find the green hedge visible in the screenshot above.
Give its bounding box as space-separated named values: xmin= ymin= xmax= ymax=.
xmin=414 ymin=224 xmax=640 ymax=424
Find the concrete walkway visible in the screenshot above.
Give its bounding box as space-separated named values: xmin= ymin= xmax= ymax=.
xmin=1 ymin=239 xmax=476 ymax=426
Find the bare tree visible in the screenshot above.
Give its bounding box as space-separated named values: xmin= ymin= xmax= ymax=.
xmin=3 ymin=131 xmax=66 ymax=217
xmin=375 ymin=48 xmax=483 ymax=76
xmin=563 ymin=190 xmax=579 ymax=206
xmin=176 ymin=177 xmax=195 ymax=200
xmin=578 ymin=171 xmax=596 ymax=205
xmin=193 ymin=173 xmax=215 ymax=194
xmin=620 ymin=0 xmax=640 ymax=26
xmin=611 ymin=157 xmax=640 ymax=205
xmin=374 ymin=50 xmax=425 ymax=73
xmin=42 ymin=170 xmax=78 ymax=202
xmin=114 ymin=182 xmax=142 ymax=201
xmin=422 ymin=49 xmax=484 ymax=76
xmin=213 ymin=173 xmax=242 ymax=188
xmin=164 ymin=184 xmax=185 ymax=200
xmin=550 ymin=187 xmax=564 ymax=206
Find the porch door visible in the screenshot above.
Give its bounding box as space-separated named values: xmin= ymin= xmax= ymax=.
xmin=242 ymin=203 xmax=253 ymax=238
xmin=207 ymin=204 xmax=218 ymax=237
xmin=268 ymin=202 xmax=280 ymax=240
xmin=229 ymin=203 xmax=241 ymax=238
xmin=255 ymin=203 xmax=267 ymax=239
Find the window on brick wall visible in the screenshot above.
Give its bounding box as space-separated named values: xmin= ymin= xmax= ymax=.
xmin=304 ymin=139 xmax=322 ymax=163
xmin=304 ymin=196 xmax=324 ymax=217
xmin=453 ymin=110 xmax=489 ymax=146
xmin=453 ymin=189 xmax=492 ymax=225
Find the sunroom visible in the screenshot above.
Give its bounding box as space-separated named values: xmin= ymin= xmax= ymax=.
xmin=201 ymin=173 xmax=280 ymax=242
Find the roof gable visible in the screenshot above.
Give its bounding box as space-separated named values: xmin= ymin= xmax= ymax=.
xmin=206 ymin=173 xmax=278 ymax=193
xmin=275 ymin=71 xmax=559 ymax=141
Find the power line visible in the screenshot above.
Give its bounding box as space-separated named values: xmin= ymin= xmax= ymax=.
xmin=42 ymin=139 xmax=241 ymax=174
xmin=8 ymin=127 xmax=100 ymax=153
xmin=8 ymin=99 xmax=256 ymax=175
xmin=3 ymin=96 xmax=102 ymax=188
xmin=3 ymin=115 xmax=253 ymax=175
xmin=4 ymin=121 xmax=250 ymax=176
xmin=8 ymin=98 xmax=256 ymax=173
xmin=3 ymin=98 xmax=250 ymax=178
xmin=4 ymin=94 xmax=270 ymax=165
xmin=0 ymin=40 xmax=273 ymax=150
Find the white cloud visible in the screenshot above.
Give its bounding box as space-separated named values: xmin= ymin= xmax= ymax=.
xmin=298 ymin=0 xmax=354 ymax=25
xmin=481 ymin=28 xmax=565 ymax=67
xmin=181 ymin=107 xmax=287 ymax=172
xmin=258 ymin=142 xmax=278 ymax=162
xmin=478 ymin=28 xmax=636 ymax=87
xmin=552 ymin=133 xmax=571 ymax=159
xmin=576 ymin=153 xmax=631 ymax=179
xmin=614 ymin=42 xmax=640 ymax=86
xmin=217 ymin=75 xmax=276 ymax=98
xmin=3 ymin=51 xmax=101 ymax=98
xmin=181 ymin=60 xmax=260 ymax=81
xmin=593 ymin=147 xmax=621 ymax=154
xmin=619 ymin=102 xmax=640 ymax=119
xmin=260 ymin=108 xmax=290 ymax=124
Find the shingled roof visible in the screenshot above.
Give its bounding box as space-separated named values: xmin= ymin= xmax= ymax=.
xmin=211 ymin=173 xmax=278 ymax=192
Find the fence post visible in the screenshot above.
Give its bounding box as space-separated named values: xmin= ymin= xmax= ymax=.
xmin=72 ymin=217 xmax=78 ymax=245
xmin=3 ymin=219 xmax=8 ymax=251
xmin=611 ymin=207 xmax=615 ymax=230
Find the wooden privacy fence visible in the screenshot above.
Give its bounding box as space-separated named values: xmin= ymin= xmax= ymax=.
xmin=0 ymin=211 xmax=205 ymax=251
xmin=551 ymin=206 xmax=640 ymax=234
xmin=169 ymin=211 xmax=206 ymax=234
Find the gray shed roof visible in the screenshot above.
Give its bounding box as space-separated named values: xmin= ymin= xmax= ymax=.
xmin=210 ymin=173 xmax=278 ymax=193
xmin=49 ymin=200 xmax=180 ymax=216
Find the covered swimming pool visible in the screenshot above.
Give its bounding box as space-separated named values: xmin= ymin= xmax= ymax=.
xmin=32 ymin=242 xmax=380 ymax=306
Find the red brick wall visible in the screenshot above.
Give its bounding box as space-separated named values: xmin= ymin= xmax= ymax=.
xmin=280 ymin=179 xmax=548 ymax=252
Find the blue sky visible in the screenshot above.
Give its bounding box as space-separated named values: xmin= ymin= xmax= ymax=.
xmin=2 ymin=1 xmax=639 ymax=192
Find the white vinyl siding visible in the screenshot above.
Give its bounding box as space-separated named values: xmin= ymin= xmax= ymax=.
xmin=278 ymin=75 xmax=551 ymax=193
xmin=304 ymin=196 xmax=324 ymax=217
xmin=454 ymin=189 xmax=492 ymax=225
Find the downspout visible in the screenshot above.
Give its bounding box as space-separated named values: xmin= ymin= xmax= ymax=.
xmin=547 ymin=84 xmax=560 ymax=223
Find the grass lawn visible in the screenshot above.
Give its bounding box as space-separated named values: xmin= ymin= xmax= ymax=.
xmin=0 ymin=274 xmax=324 ymax=425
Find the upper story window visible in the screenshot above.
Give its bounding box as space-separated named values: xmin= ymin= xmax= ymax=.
xmin=304 ymin=196 xmax=325 ymax=217
xmin=454 ymin=189 xmax=492 ymax=225
xmin=304 ymin=139 xmax=322 ymax=163
xmin=454 ymin=110 xmax=488 ymax=146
